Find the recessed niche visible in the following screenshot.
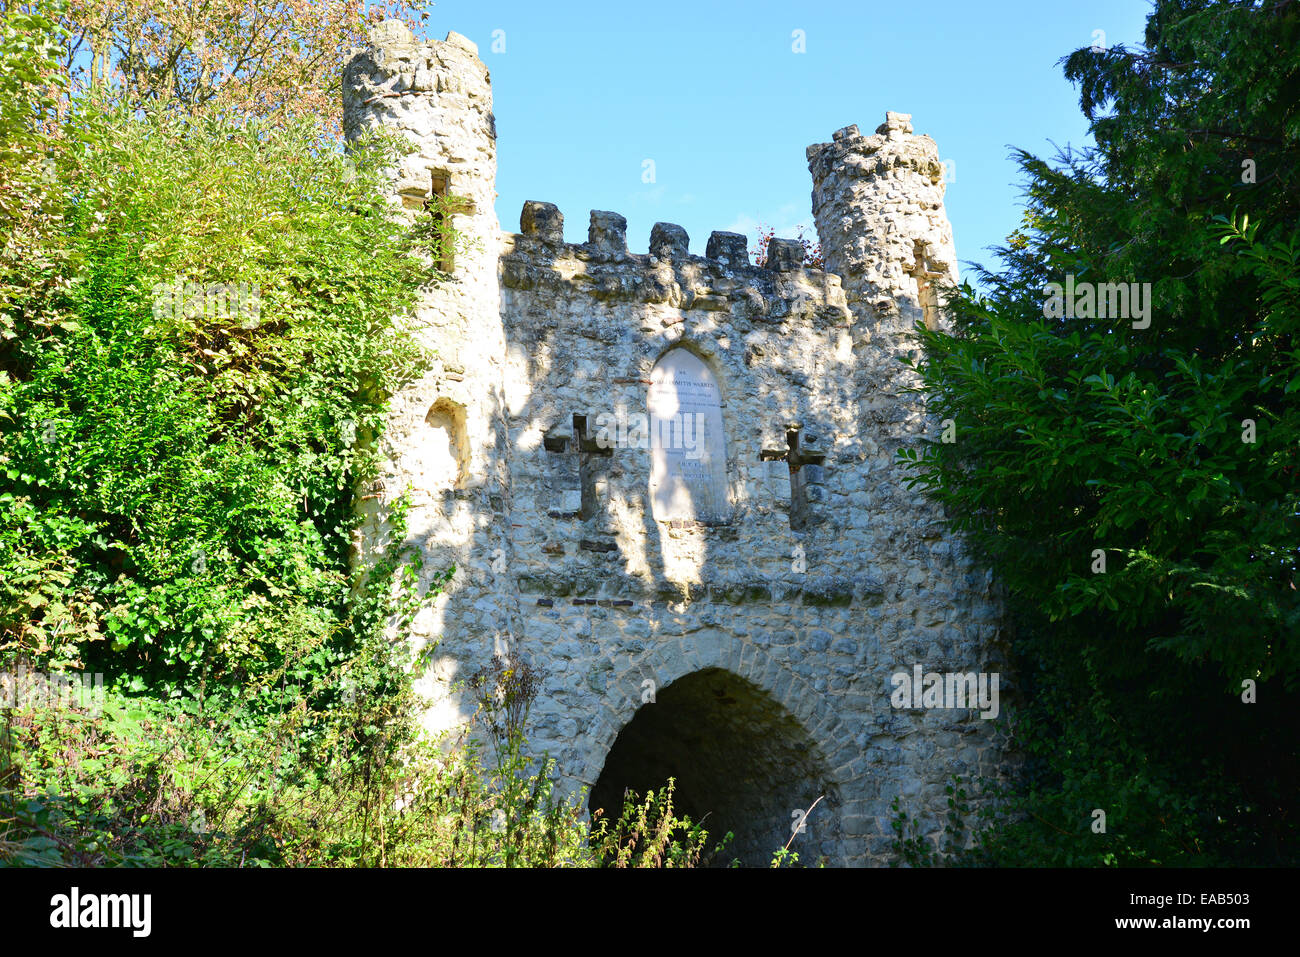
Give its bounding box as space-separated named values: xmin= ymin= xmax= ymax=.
xmin=418 ymin=398 xmax=469 ymax=491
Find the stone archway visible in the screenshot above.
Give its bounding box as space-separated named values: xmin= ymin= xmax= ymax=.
xmin=588 ymin=666 xmax=841 ymax=866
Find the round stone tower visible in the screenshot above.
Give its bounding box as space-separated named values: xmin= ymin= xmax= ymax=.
xmin=809 ymin=112 xmax=958 ymax=339
xmin=344 ymin=22 xmax=521 ymax=731
xmin=805 ymin=112 xmax=1009 ymax=857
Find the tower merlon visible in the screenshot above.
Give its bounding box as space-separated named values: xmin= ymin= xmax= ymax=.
xmin=588 ymin=210 xmax=628 ymax=255
xmin=705 ymin=231 xmax=748 ymax=267
xmin=650 ymin=222 xmax=690 ymax=261
xmin=521 ymin=200 xmax=565 ymax=243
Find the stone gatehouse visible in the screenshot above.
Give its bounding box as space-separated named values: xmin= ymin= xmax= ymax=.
xmin=345 ymin=22 xmax=1008 ymax=866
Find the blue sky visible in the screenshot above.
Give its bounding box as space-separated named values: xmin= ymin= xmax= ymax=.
xmin=414 ymin=0 xmax=1153 ymax=281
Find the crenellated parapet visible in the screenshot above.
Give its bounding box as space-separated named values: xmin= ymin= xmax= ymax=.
xmin=501 ymin=203 xmax=849 ymax=325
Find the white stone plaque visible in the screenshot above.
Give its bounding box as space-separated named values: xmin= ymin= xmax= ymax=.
xmin=647 ymin=348 xmax=729 ymax=523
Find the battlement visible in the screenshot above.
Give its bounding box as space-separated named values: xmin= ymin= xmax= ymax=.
xmin=501 ymin=202 xmax=846 ymax=321
xmin=341 ymin=20 xmax=957 ymax=340
xmin=342 ymin=26 xmax=492 ymax=142
xmin=806 ymin=112 xmax=946 ymax=186
xmin=509 ymin=201 xmax=809 ymax=270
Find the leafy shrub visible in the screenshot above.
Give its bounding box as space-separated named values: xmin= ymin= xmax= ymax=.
xmin=0 ymin=100 xmax=429 ymax=700
xmin=588 ymin=780 xmax=731 ymax=868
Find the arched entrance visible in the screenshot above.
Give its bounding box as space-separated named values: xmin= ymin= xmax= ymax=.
xmin=588 ymin=667 xmax=841 ymax=866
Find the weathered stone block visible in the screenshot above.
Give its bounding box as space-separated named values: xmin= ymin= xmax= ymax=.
xmin=878 ymin=111 xmax=913 ymax=135
xmin=802 ymin=576 xmax=854 ymax=607
xmin=650 ymin=222 xmax=690 ymax=260
xmin=766 ymin=238 xmax=804 ymax=271
xmin=800 ymin=463 xmax=826 ymax=485
xmin=587 ymin=210 xmax=627 ymax=254
xmin=705 ymin=231 xmax=748 ymax=265
xmin=520 ymin=200 xmax=564 ymax=243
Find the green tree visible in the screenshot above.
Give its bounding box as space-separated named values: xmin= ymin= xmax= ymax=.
xmin=50 ymin=0 xmax=431 ymax=133
xmin=0 ymin=1 xmax=73 ymax=345
xmin=900 ymin=0 xmax=1300 ymax=865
